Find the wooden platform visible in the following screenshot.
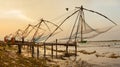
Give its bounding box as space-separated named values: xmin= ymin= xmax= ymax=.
xmin=11 ymin=41 xmax=75 ymax=46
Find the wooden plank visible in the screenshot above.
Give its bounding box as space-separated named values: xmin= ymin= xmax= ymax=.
xmin=43 ymin=42 xmax=75 ymax=46
xmin=8 ymin=41 xmax=75 ymax=47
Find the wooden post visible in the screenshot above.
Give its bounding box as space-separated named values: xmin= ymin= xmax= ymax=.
xmin=22 ymin=37 xmax=24 ymax=49
xmin=51 ymin=44 xmax=53 ymax=58
xmin=56 ymin=39 xmax=58 ymax=58
xmin=18 ymin=44 xmax=21 ymax=54
xmin=44 ymin=42 xmax=46 ymax=57
xmin=32 ymin=43 xmax=34 ymax=58
xmin=17 ymin=37 xmax=24 ymax=54
xmin=37 ymin=46 xmax=39 ymax=58
xmin=75 ymin=42 xmax=77 ymax=56
xmin=66 ymin=43 xmax=68 ymax=56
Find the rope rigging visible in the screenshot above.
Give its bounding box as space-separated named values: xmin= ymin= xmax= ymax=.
xmin=44 ymin=5 xmax=117 ymax=43
xmin=31 ymin=18 xmax=63 ymax=42
xmin=5 ymin=5 xmax=117 ymax=44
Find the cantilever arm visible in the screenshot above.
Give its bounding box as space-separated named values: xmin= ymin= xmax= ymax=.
xmin=44 ymin=20 xmax=63 ymax=31
xmin=83 ymin=8 xmax=117 ymax=25
xmin=43 ymin=21 xmax=51 ymax=31
xmin=44 ymin=10 xmax=79 ymax=42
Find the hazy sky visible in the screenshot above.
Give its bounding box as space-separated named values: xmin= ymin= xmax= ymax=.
xmin=0 ymin=0 xmax=120 ymax=40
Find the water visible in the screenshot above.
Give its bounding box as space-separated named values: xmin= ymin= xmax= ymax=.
xmin=22 ymin=41 xmax=120 ymax=67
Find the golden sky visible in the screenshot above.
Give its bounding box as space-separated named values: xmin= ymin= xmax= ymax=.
xmin=0 ymin=0 xmax=120 ymax=40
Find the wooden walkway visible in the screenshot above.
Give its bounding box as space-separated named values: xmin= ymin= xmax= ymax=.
xmin=3 ymin=40 xmax=77 ymax=58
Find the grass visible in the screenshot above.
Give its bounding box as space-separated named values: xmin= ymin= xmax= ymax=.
xmin=0 ymin=45 xmax=59 ymax=67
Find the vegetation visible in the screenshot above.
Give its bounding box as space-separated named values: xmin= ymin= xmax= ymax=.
xmin=0 ymin=46 xmax=59 ymax=67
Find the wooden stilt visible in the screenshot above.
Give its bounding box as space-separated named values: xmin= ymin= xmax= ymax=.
xmin=56 ymin=39 xmax=58 ymax=58
xmin=75 ymin=42 xmax=77 ymax=56
xmin=44 ymin=43 xmax=46 ymax=57
xmin=66 ymin=43 xmax=68 ymax=56
xmin=37 ymin=46 xmax=39 ymax=58
xmin=18 ymin=44 xmax=21 ymax=54
xmin=22 ymin=37 xmax=24 ymax=50
xmin=17 ymin=37 xmax=24 ymax=54
xmin=51 ymin=44 xmax=53 ymax=58
xmin=32 ymin=44 xmax=34 ymax=58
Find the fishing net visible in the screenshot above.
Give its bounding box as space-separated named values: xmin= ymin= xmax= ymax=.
xmin=55 ymin=6 xmax=116 ymax=42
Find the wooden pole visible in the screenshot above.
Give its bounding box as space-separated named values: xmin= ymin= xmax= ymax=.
xmin=56 ymin=39 xmax=58 ymax=58
xmin=37 ymin=45 xmax=39 ymax=58
xmin=44 ymin=42 xmax=46 ymax=57
xmin=66 ymin=43 xmax=68 ymax=57
xmin=18 ymin=44 xmax=21 ymax=54
xmin=17 ymin=37 xmax=24 ymax=54
xmin=32 ymin=43 xmax=34 ymax=58
xmin=80 ymin=9 xmax=83 ymax=42
xmin=75 ymin=42 xmax=77 ymax=56
xmin=22 ymin=37 xmax=25 ymax=49
xmin=51 ymin=44 xmax=53 ymax=58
